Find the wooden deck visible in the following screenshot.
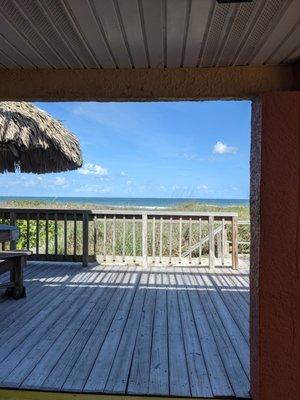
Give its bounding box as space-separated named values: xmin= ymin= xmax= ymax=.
xmin=0 ymin=262 xmax=250 ymax=398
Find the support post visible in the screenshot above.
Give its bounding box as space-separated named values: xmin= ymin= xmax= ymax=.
xmin=208 ymin=216 xmax=215 ymax=269
xmin=251 ymin=92 xmax=300 ymax=400
xmin=82 ymin=211 xmax=89 ymax=267
xmin=232 ymin=216 xmax=238 ymax=270
xmin=142 ymin=213 xmax=148 ymax=267
xmin=9 ymin=211 xmax=16 ymax=250
xmin=14 ymin=255 xmax=25 ymax=295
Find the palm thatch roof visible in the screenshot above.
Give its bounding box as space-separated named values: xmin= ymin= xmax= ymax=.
xmin=0 ymin=102 xmax=83 ymax=174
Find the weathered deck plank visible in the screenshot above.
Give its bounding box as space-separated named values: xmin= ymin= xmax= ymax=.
xmin=5 ymin=268 xmax=114 ymax=388
xmin=175 ymin=267 xmax=213 ymax=397
xmin=209 ymin=274 xmax=249 ymax=342
xmin=104 ymin=271 xmax=147 ymax=393
xmin=63 ymin=268 xmax=137 ymax=392
xmin=127 ymin=269 xmax=156 ymax=395
xmin=192 ymin=272 xmax=250 ymax=398
xmin=0 ymin=261 xmax=70 ymax=315
xmin=41 ymin=269 xmax=125 ymax=390
xmin=167 ymin=268 xmax=191 ymax=397
xmin=0 ymin=264 xmax=86 ymax=340
xmin=81 ymin=268 xmax=140 ymax=393
xmin=148 ymin=266 xmax=169 ymax=396
xmin=183 ymin=268 xmax=234 ymax=397
xmin=0 ymin=262 xmax=250 ymax=398
xmin=200 ymin=273 xmax=250 ymax=376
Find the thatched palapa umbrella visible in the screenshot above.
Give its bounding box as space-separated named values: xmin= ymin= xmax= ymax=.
xmin=0 ymin=102 xmax=82 ymax=174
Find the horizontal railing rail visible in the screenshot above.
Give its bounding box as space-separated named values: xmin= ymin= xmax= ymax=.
xmin=181 ymin=224 xmax=223 ymax=257
xmin=0 ymin=208 xmax=242 ymax=269
xmin=228 ymin=220 xmax=250 ymax=253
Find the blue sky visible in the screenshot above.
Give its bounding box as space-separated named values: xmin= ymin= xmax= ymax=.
xmin=1 ymin=100 xmax=251 ymax=199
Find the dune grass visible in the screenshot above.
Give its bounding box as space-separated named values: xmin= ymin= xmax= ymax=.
xmin=0 ymin=199 xmax=250 ymax=219
xmin=0 ymin=200 xmax=250 ymax=256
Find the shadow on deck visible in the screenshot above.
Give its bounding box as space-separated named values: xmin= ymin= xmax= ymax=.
xmin=0 ymin=261 xmax=250 ymax=399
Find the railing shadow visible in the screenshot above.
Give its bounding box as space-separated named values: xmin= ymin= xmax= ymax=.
xmin=0 ymin=260 xmax=250 ymax=397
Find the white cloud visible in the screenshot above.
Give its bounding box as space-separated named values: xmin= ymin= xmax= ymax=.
xmin=71 ymin=103 xmax=141 ymax=137
xmin=120 ymin=171 xmax=128 ymax=177
xmin=75 ymin=184 xmax=111 ymax=193
xmin=23 ymin=180 xmax=36 ymax=188
xmin=159 ymin=185 xmax=166 ymax=191
xmin=197 ymin=184 xmax=209 ymax=193
xmin=180 ymin=152 xmax=198 ymax=161
xmin=7 ymin=175 xmax=69 ymax=189
xmin=53 ymin=177 xmax=67 ymax=186
xmin=213 ymin=141 xmax=237 ymax=154
xmin=78 ymin=163 xmax=108 ymax=176
xmin=126 ymin=180 xmax=132 ymax=186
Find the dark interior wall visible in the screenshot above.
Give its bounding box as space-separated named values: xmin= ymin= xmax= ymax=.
xmin=251 ymin=92 xmax=300 ymax=400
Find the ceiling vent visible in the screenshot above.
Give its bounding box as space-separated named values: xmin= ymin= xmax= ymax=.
xmin=216 ymin=0 xmax=252 ymax=3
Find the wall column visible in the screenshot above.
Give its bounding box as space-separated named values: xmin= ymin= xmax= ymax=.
xmin=251 ymin=92 xmax=300 ymax=399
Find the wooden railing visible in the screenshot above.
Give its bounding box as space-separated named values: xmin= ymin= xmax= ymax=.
xmin=0 ymin=208 xmax=239 ymax=269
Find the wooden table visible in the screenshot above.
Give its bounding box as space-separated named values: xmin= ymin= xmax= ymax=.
xmin=0 ymin=224 xmax=29 ymax=299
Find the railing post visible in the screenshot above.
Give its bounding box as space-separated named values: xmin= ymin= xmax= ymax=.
xmin=112 ymin=216 xmax=116 ymax=262
xmin=93 ymin=215 xmax=97 ymax=256
xmin=224 ymin=224 xmax=229 ymax=255
xmin=82 ymin=211 xmax=89 ymax=267
xmin=232 ymin=216 xmax=239 ymax=269
xmin=221 ymin=218 xmax=225 ymax=266
xmin=10 ymin=211 xmax=17 ymax=250
xmin=216 ymin=231 xmax=221 ymax=259
xmin=208 ymin=215 xmax=215 ymax=269
xmin=142 ymin=213 xmax=148 ymax=267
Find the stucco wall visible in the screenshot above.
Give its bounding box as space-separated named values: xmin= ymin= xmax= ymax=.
xmin=0 ymin=65 xmax=296 ymax=101
xmin=250 ymin=96 xmax=261 ymax=400
xmin=251 ymin=92 xmax=300 ymax=400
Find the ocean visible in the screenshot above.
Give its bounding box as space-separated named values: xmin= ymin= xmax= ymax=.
xmin=0 ymin=196 xmax=249 ymax=209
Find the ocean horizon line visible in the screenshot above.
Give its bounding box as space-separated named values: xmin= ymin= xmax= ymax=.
xmin=0 ymin=196 xmax=249 ymax=208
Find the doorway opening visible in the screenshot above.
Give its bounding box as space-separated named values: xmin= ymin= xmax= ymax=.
xmin=0 ymin=100 xmax=251 ymax=398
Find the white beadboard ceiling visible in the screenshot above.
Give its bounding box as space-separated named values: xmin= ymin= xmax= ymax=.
xmin=0 ymin=0 xmax=298 ymax=70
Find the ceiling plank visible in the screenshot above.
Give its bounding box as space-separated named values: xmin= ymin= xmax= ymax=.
xmin=12 ymin=0 xmax=68 ymax=69
xmin=166 ymin=0 xmax=189 ymax=67
xmin=268 ymin=24 xmax=300 ymax=65
xmin=92 ymin=0 xmax=132 ymax=69
xmin=0 ymin=48 xmax=20 ymax=68
xmin=40 ymin=0 xmax=98 ymax=68
xmin=0 ymin=11 xmax=49 ymax=68
xmin=234 ymin=0 xmax=290 ymax=66
xmin=64 ymin=0 xmax=116 ymax=68
xmin=141 ymin=0 xmax=164 ymax=68
xmin=115 ymin=0 xmax=148 ymax=68
xmin=0 ymin=0 xmax=297 ymax=70
xmin=216 ymin=1 xmax=254 ymax=66
xmin=0 ymin=33 xmax=33 ymax=68
xmin=183 ymin=0 xmax=211 ymax=67
xmin=200 ymin=2 xmax=232 ymax=67
xmin=285 ymin=46 xmax=300 ymax=64
xmin=251 ymin=0 xmax=300 ymax=65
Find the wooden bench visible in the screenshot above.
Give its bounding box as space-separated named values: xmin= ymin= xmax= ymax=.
xmin=0 ymin=250 xmax=31 ymax=299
